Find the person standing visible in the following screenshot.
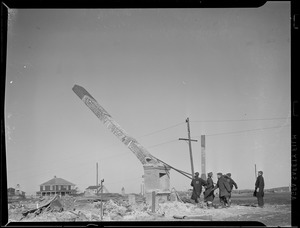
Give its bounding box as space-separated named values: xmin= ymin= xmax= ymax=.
xmin=212 ymin=173 xmax=231 ymax=207
xmin=204 ymin=172 xmax=215 ymax=208
xmin=225 ymin=173 xmax=238 ymax=206
xmin=255 ymin=171 xmax=265 ymax=208
xmin=191 ymin=172 xmax=207 ymax=204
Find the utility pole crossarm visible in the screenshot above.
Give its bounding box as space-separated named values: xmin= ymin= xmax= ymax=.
xmin=179 ymin=138 xmax=198 ymax=142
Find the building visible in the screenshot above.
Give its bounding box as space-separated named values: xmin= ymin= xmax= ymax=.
xmin=143 ymin=165 xmax=170 ymax=204
xmin=85 ymin=185 xmax=100 ymax=195
xmin=84 ymin=185 xmax=109 ymax=196
xmin=7 ymin=185 xmax=25 ymax=197
xmin=36 ymin=176 xmax=76 ymax=196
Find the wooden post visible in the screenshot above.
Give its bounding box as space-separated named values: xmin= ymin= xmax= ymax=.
xmin=100 ymin=179 xmax=104 ymax=220
xmin=201 ymin=135 xmax=206 ymax=180
xmin=186 ymin=118 xmax=195 ymax=178
xmin=151 ymin=191 xmax=155 ymax=213
xmin=96 ymin=162 xmax=98 ymax=195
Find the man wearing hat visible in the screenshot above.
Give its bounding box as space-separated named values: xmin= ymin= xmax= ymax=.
xmin=224 ymin=173 xmax=238 ymax=206
xmin=212 ymin=173 xmax=231 ymax=207
xmin=191 ymin=172 xmax=207 ymax=204
xmin=255 ymin=171 xmax=265 ymax=207
xmin=204 ymin=172 xmax=215 ymax=208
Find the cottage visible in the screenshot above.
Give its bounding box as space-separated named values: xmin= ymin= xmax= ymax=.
xmin=85 ymin=185 xmax=101 ymax=195
xmin=84 ymin=185 xmax=109 ymax=196
xmin=36 ymin=176 xmax=76 ymax=196
xmin=7 ymin=185 xmax=25 ymax=197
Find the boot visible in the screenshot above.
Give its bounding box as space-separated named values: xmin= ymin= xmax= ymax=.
xmin=207 ymin=202 xmax=213 ymax=209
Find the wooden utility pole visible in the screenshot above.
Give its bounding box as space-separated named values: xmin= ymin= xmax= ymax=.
xmin=96 ymin=162 xmax=98 ymax=188
xmin=100 ymin=179 xmax=104 ymax=220
xmin=96 ymin=162 xmax=99 ymax=196
xmin=179 ymin=117 xmax=198 ymax=179
xmin=201 ymin=135 xmax=206 ymax=180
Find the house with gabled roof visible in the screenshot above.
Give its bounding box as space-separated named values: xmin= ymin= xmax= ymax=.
xmin=7 ymin=184 xmax=26 ymax=197
xmin=84 ymin=185 xmax=109 ymax=196
xmin=36 ymin=176 xmax=76 ymax=196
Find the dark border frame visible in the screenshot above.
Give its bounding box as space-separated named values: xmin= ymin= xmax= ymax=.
xmin=1 ymin=0 xmax=298 ymax=227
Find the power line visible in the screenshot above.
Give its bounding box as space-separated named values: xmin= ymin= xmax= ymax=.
xmin=147 ymin=139 xmax=179 ymax=149
xmin=198 ymin=124 xmax=291 ymax=137
xmin=7 ymin=138 xmax=179 ymax=175
xmin=150 ymin=154 xmax=192 ymax=179
xmin=137 ymin=122 xmax=185 ymax=138
xmin=7 ymin=122 xmax=185 ymax=174
xmin=191 ymin=117 xmax=290 ymax=123
xmin=9 ymin=121 xmax=290 ymax=176
xmin=53 ymin=122 xmax=184 ymax=162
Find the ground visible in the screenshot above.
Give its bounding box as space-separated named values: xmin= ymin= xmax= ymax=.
xmin=7 ymin=191 xmax=291 ymax=226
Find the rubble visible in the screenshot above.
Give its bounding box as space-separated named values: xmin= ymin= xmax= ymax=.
xmin=21 ymin=195 xmax=63 ymax=217
xmin=7 ymin=192 xmax=291 ymax=226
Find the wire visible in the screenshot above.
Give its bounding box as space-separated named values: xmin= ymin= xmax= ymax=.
xmin=7 ymin=122 xmax=186 ymax=174
xmin=191 ymin=117 xmax=290 ymax=123
xmin=200 ymin=124 xmax=291 ymax=137
xmin=7 ymin=138 xmax=180 ymax=176
xmin=137 ymin=122 xmax=185 ymax=138
xmin=150 ymin=154 xmax=192 ymax=179
xmin=147 ymin=139 xmax=179 ymax=149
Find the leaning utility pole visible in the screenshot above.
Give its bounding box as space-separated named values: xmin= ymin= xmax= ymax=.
xmin=179 ymin=117 xmax=198 ymax=179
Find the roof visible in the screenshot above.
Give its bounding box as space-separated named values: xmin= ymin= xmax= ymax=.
xmin=40 ymin=176 xmax=75 ymax=186
xmin=86 ymin=185 xmax=100 ymax=190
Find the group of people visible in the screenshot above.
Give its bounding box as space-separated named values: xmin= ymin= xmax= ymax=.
xmin=190 ymin=171 xmax=264 ymax=208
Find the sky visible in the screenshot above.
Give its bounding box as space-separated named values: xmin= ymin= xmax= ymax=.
xmin=5 ymin=2 xmax=291 ymax=195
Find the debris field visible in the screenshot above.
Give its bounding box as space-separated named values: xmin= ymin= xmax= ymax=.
xmin=8 ymin=192 xmax=291 ymax=226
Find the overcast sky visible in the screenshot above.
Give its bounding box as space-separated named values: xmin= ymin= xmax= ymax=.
xmin=5 ymin=2 xmax=290 ymax=195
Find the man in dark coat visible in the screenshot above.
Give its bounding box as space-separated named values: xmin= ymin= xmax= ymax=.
xmin=204 ymin=172 xmax=215 ymax=208
xmin=225 ymin=173 xmax=238 ymax=206
xmin=255 ymin=171 xmax=265 ymax=207
xmin=212 ymin=173 xmax=231 ymax=207
xmin=191 ymin=172 xmax=207 ymax=203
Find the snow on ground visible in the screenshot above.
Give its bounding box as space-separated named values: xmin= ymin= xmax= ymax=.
xmin=7 ymin=192 xmax=291 ymax=226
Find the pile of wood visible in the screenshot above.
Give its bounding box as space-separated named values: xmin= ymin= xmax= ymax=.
xmin=21 ymin=195 xmax=63 ymax=218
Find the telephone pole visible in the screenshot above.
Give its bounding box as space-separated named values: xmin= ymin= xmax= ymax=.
xmin=201 ymin=135 xmax=206 ymax=180
xmin=96 ymin=162 xmax=98 ymax=186
xmin=100 ymin=179 xmax=104 ymax=220
xmin=179 ymin=117 xmax=198 ymax=178
xmin=96 ymin=162 xmax=99 ymax=195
